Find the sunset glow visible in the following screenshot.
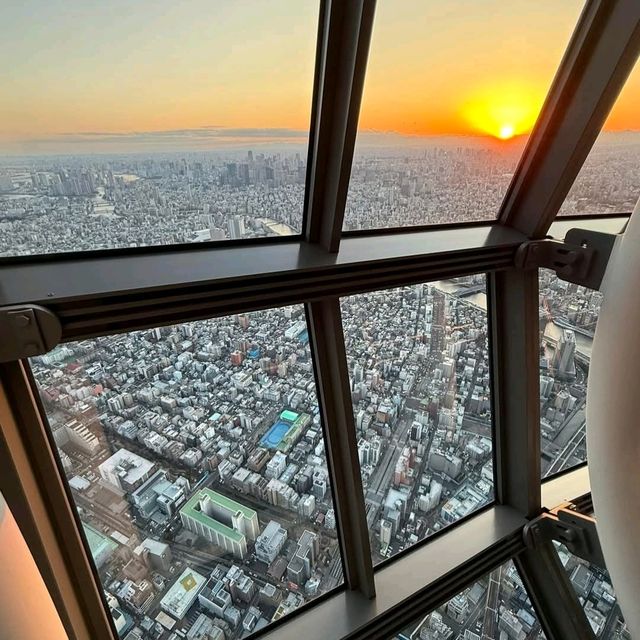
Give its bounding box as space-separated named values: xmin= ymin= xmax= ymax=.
xmin=456 ymin=81 xmax=545 ymax=140
xmin=498 ymin=124 xmax=515 ymax=140
xmin=0 ymin=0 xmax=638 ymax=155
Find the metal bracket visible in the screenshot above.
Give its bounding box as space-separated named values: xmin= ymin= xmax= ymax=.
xmin=524 ymin=506 xmax=606 ymax=569
xmin=515 ymin=228 xmax=618 ymax=290
xmin=0 ymin=305 xmax=62 ymax=363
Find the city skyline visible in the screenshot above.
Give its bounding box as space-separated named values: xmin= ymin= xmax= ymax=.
xmin=1 ymin=128 xmax=637 ymax=259
xmin=3 ymin=1 xmax=639 ymax=156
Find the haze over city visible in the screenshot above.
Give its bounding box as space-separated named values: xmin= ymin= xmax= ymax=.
xmin=2 ymin=0 xmax=639 ymax=157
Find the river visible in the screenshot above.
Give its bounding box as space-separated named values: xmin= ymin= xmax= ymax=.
xmin=433 ymin=280 xmax=593 ymax=358
xmin=433 ymin=280 xmax=487 ymax=310
xmin=257 ymin=218 xmax=295 ymax=236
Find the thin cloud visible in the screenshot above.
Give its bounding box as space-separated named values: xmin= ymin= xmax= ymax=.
xmin=49 ymin=127 xmax=308 ymax=143
xmin=2 ymin=126 xmax=310 ymax=155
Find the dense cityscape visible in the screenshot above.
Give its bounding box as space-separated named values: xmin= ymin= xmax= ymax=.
xmin=2 ymin=134 xmax=632 ymax=640
xmin=31 ymin=306 xmax=343 ymax=640
xmin=0 ymin=151 xmax=306 ymax=256
xmin=343 ymin=143 xmax=523 ymax=230
xmin=554 ymin=544 xmax=630 ymax=639
xmin=29 ymin=277 xmax=498 ymax=639
xmin=0 ymin=132 xmax=638 ymax=257
xmin=538 ymin=269 xmax=602 ymax=478
xmin=559 ymin=135 xmax=640 ymax=216
xmin=395 ymin=561 xmax=548 ymax=640
xmin=341 ymin=280 xmax=492 ymax=564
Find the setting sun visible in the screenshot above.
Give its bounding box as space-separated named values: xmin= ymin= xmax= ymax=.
xmin=460 ymin=82 xmax=544 ymax=140
xmin=498 ymin=124 xmax=515 ymax=140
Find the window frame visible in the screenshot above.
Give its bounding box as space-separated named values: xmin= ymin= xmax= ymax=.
xmin=1 ymin=1 xmax=639 ymax=639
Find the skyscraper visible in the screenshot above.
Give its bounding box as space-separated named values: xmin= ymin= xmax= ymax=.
xmin=227 ymin=215 xmax=246 ymax=240
xmin=431 ymin=290 xmax=446 ymax=355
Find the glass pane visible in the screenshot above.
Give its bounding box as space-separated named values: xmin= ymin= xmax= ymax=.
xmin=559 ymin=62 xmax=640 ymax=216
xmin=392 ymin=560 xmax=547 ymax=639
xmin=555 ymin=543 xmax=630 ymax=639
xmin=344 ymin=0 xmax=583 ymax=232
xmin=0 ymin=2 xmax=318 ymax=257
xmin=341 ymin=277 xmax=493 ymax=566
xmin=539 ymin=267 xmax=601 ymax=478
xmin=30 ymin=306 xmax=343 ymax=639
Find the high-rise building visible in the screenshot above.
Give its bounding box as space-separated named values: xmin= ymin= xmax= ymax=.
xmin=286 ymin=530 xmax=319 ymax=587
xmin=227 ymin=215 xmax=245 ymax=240
xmin=556 ymin=329 xmax=577 ymax=378
xmin=431 ymin=290 xmax=446 ymax=355
xmin=180 ymin=489 xmax=259 ymax=559
xmin=255 ymin=520 xmax=288 ymax=564
xmin=98 ymin=449 xmax=157 ymax=493
xmin=380 ymin=519 xmax=393 ymax=549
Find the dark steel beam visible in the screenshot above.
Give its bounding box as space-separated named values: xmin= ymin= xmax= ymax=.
xmin=499 ymin=0 xmax=640 ymax=237
xmin=0 ymin=225 xmax=525 ymax=342
xmin=306 ymin=299 xmax=375 ymax=598
xmin=304 ymin=0 xmax=376 ymax=252
xmin=489 ymin=269 xmax=541 ymax=517
xmin=516 ymin=543 xmax=597 ymax=640
xmin=525 ymin=508 xmax=605 ymax=568
xmin=255 ymin=506 xmax=527 ymax=640
xmin=0 ymin=360 xmax=116 ymax=640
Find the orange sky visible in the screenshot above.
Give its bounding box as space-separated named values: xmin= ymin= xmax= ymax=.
xmin=0 ymin=0 xmax=638 ymax=153
xmin=359 ymin=0 xmax=638 ymax=139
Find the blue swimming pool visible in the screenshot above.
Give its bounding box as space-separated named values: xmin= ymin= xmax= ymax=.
xmin=260 ymin=420 xmax=291 ymax=449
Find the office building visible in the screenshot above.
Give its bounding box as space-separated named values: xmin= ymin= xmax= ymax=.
xmin=287 ymin=530 xmax=319 ymax=587
xmin=255 ymin=520 xmax=288 ymax=564
xmin=98 ymin=449 xmax=157 ymax=493
xmin=180 ymin=489 xmax=259 ymax=559
xmin=160 ymin=568 xmax=206 ymax=620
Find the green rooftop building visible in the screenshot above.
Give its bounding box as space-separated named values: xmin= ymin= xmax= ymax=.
xmin=82 ymin=523 xmax=118 ymax=569
xmin=179 ymin=489 xmax=259 ymax=559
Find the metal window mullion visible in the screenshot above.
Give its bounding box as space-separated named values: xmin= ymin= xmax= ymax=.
xmin=306 ymin=298 xmax=375 ymax=598
xmin=355 ymin=527 xmax=526 ymax=640
xmin=0 ymin=360 xmax=116 ymax=640
xmin=516 ymin=543 xmax=597 ymax=640
xmin=304 ymin=0 xmax=376 ymax=252
xmin=255 ymin=506 xmax=526 ymax=640
xmin=499 ymin=0 xmax=640 ymax=237
xmin=487 ymin=266 xmax=596 ymax=639
xmin=488 ymin=268 xmax=541 ymax=517
xmin=0 ymin=225 xmax=527 ymax=345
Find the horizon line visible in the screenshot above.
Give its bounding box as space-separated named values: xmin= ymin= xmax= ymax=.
xmin=2 ymin=127 xmax=640 ymax=159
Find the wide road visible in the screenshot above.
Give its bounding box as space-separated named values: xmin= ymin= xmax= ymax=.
xmin=366 ymin=413 xmax=413 ymax=513
xmin=481 ymin=566 xmax=502 ymax=640
xmin=546 ymin=421 xmax=586 ymax=476
xmin=542 ymin=397 xmax=587 ymax=477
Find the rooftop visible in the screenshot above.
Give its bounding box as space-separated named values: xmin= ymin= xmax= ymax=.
xmin=98 ymin=448 xmax=155 ymax=486
xmin=160 ymin=567 xmax=206 ymax=620
xmin=180 ymin=488 xmax=256 ymax=543
xmin=280 ymin=409 xmax=299 ymax=423
xmin=82 ymin=523 xmax=117 ymax=564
